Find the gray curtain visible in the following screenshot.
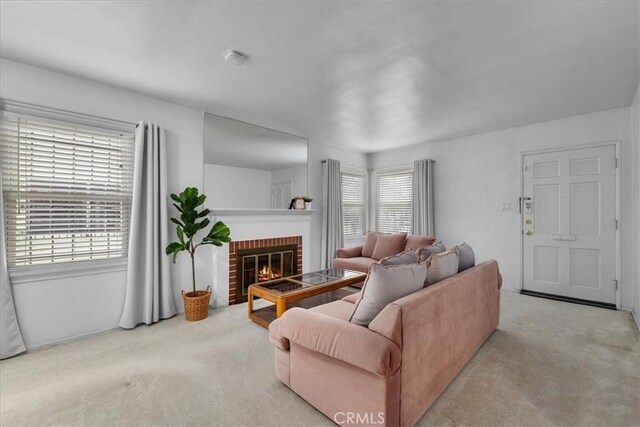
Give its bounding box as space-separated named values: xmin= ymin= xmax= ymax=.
xmin=321 ymin=159 xmax=344 ymax=269
xmin=0 ymin=173 xmax=26 ymax=359
xmin=411 ymin=159 xmax=435 ymax=236
xmin=119 ymin=122 xmax=176 ymax=329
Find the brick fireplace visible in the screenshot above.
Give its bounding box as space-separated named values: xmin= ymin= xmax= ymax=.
xmin=228 ymin=236 xmax=303 ymax=304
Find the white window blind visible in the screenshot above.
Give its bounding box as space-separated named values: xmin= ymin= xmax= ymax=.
xmin=0 ymin=113 xmax=135 ymax=268
xmin=376 ymin=171 xmax=413 ymax=233
xmin=341 ymin=171 xmax=366 ymax=239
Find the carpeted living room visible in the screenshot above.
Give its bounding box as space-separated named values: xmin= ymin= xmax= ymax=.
xmin=0 ymin=2 xmax=639 ymax=427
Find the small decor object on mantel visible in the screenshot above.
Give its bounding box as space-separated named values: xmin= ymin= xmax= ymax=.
xmin=294 ymin=197 xmax=306 ymax=210
xmin=165 ymin=187 xmax=232 ymax=321
xmin=302 ymin=196 xmax=313 ymax=210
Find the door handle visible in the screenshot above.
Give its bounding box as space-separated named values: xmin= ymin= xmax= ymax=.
xmin=552 ymin=234 xmax=576 ymax=241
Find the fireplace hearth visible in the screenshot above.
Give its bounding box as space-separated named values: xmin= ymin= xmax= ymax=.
xmin=228 ymin=236 xmax=302 ymax=304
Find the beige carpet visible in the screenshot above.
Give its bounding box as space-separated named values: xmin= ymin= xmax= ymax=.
xmin=1 ymin=291 xmax=637 ymax=426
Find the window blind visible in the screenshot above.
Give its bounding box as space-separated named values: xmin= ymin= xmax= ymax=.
xmin=376 ymin=171 xmax=412 ymax=233
xmin=341 ymin=172 xmax=366 ymax=239
xmin=0 ymin=113 xmax=135 ymax=268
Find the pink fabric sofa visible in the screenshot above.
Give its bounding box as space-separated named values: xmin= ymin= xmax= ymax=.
xmin=333 ymin=234 xmax=436 ymax=273
xmin=268 ymin=260 xmax=502 ymax=427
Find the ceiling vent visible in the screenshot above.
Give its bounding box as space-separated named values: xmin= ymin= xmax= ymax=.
xmin=224 ymin=50 xmax=248 ymax=66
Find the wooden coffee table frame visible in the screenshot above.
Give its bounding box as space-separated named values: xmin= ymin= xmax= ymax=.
xmin=247 ymin=270 xmax=365 ymax=328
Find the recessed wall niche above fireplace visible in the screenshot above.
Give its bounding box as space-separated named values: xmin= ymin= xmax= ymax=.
xmin=228 ymin=236 xmax=302 ymax=304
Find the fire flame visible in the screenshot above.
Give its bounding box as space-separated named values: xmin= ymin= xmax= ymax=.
xmin=258 ymin=265 xmax=281 ymax=282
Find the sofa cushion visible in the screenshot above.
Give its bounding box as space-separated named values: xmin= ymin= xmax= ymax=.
xmin=451 ymin=242 xmax=475 ymax=272
xmin=333 ymin=256 xmax=377 ymax=273
xmin=417 ymin=240 xmax=447 ymax=262
xmin=350 ymin=263 xmax=427 ymax=327
xmin=379 ymin=249 xmax=418 ymax=266
xmin=342 ymin=291 xmax=362 ymax=304
xmin=424 ymin=249 xmax=459 ymax=286
xmin=404 ymin=235 xmax=436 ymax=252
xmin=361 ymin=231 xmax=381 ymax=258
xmin=371 ymin=232 xmax=407 ymax=260
xmin=310 ymin=300 xmax=356 ymax=321
xmin=336 ymin=245 xmax=363 ymax=258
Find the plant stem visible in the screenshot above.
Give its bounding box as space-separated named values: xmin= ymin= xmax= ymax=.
xmin=190 ymin=241 xmax=196 ymax=293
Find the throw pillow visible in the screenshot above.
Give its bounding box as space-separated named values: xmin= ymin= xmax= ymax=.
xmin=361 ymin=231 xmax=381 ymax=258
xmin=417 ymin=240 xmax=447 ymax=262
xmin=404 ymin=235 xmax=436 ymax=252
xmin=424 ymin=249 xmax=459 ymax=286
xmin=371 ymin=232 xmax=407 ymax=260
xmin=350 ymin=263 xmax=427 ymax=326
xmin=379 ymin=249 xmax=418 ymax=266
xmin=451 ymin=242 xmax=475 ymax=272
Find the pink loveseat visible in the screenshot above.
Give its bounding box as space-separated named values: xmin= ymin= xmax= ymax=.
xmin=268 ymin=260 xmax=502 ymax=427
xmin=333 ymin=234 xmax=436 ymax=274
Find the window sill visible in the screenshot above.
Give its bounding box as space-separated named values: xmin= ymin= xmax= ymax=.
xmin=8 ymin=258 xmax=128 ymax=285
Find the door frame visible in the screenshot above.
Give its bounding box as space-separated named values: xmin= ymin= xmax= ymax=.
xmin=519 ymin=140 xmax=621 ymax=309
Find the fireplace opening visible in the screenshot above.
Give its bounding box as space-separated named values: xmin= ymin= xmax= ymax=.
xmin=235 ymin=244 xmax=299 ymax=303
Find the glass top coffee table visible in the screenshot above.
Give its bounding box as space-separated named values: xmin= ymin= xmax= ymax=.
xmin=247 ymin=268 xmax=366 ymax=328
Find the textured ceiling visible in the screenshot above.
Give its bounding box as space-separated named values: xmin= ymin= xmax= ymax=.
xmin=1 ymin=1 xmax=638 ymax=152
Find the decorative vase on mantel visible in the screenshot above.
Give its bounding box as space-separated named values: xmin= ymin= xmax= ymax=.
xmin=303 ymin=196 xmax=313 ymax=210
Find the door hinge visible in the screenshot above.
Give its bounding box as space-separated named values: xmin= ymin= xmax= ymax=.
xmin=613 ymin=280 xmax=618 ymax=290
xmin=614 ymin=219 xmax=618 ymax=230
xmin=522 ymin=164 xmax=528 ymax=172
xmin=614 ymin=158 xmax=618 ymax=169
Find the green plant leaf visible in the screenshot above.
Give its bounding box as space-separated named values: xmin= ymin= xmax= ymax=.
xmin=197 ymin=218 xmax=210 ymax=231
xmin=176 ymin=225 xmax=185 ymax=245
xmin=172 ymin=203 xmax=185 ymax=214
xmin=170 ymin=218 xmax=184 ymax=228
xmin=195 ymin=194 xmax=206 ymax=208
xmin=165 ymin=241 xmax=185 ymax=263
xmin=197 ymin=208 xmax=210 ymax=218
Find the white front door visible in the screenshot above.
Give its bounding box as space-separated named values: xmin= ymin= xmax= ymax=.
xmin=522 ymin=145 xmax=617 ymax=305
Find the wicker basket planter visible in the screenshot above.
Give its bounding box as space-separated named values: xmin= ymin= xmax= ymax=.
xmin=182 ymin=286 xmax=211 ymax=321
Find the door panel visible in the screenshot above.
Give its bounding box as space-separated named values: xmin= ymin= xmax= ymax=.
xmin=522 ymin=145 xmax=616 ymax=304
xmin=534 ymin=184 xmax=560 ymax=233
xmin=570 ymin=182 xmax=600 ymax=235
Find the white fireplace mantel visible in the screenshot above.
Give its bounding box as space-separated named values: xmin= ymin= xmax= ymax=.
xmin=209 ymin=210 xmax=313 ymax=308
xmin=211 ymin=208 xmax=315 ymax=217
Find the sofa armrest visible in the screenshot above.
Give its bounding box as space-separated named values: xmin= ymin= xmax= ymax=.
xmin=336 ymin=245 xmax=363 ymax=258
xmin=268 ymin=320 xmax=290 ymax=350
xmin=274 ymin=308 xmax=401 ymax=377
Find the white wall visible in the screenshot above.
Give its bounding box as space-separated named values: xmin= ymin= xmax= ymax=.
xmin=307 ymin=143 xmax=369 ymax=269
xmin=203 ymin=164 xmax=272 ymax=208
xmin=631 ymin=85 xmax=640 ymax=328
xmin=368 ymin=107 xmax=635 ymax=310
xmin=0 ymin=59 xmax=204 ymax=348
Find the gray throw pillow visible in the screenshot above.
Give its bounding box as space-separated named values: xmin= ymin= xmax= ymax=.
xmin=418 ymin=240 xmax=447 ymax=263
xmin=379 ymin=249 xmax=418 ymax=266
xmin=452 ymin=242 xmax=475 ymax=272
xmin=424 ymin=249 xmax=459 ymax=286
xmin=350 ymin=263 xmax=427 ymax=326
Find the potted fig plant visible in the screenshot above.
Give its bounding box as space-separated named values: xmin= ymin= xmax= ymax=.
xmin=165 ymin=187 xmax=231 ymax=321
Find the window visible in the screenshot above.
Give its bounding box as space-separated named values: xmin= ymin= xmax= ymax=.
xmin=341 ymin=171 xmax=366 ymax=240
xmin=376 ymin=171 xmax=412 ymax=233
xmin=0 ymin=113 xmax=134 ymax=268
